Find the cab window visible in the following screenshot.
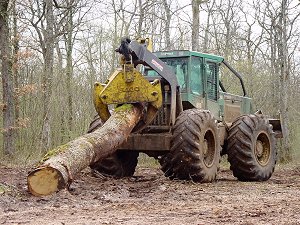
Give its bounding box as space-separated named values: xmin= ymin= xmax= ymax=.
xmin=145 ymin=57 xmax=188 ymax=91
xmin=190 ymin=56 xmax=203 ymax=95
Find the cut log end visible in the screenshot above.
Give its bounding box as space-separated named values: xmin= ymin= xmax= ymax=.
xmin=27 ymin=167 xmax=66 ymax=196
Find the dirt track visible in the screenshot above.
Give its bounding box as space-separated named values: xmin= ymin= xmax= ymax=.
xmin=1 ymin=164 xmax=300 ymax=225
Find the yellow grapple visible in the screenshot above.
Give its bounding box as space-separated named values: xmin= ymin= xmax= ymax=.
xmin=93 ymin=63 xmax=162 ymax=129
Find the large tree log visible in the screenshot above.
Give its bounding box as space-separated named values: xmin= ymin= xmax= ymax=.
xmin=27 ymin=104 xmax=142 ymax=196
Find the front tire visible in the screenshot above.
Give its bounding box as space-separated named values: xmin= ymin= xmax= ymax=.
xmin=227 ymin=114 xmax=276 ymax=181
xmin=161 ymin=109 xmax=221 ymax=182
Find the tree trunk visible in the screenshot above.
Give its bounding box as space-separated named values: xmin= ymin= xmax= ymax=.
xmin=137 ymin=0 xmax=144 ymax=36
xmin=40 ymin=0 xmax=55 ymax=151
xmin=203 ymin=8 xmax=210 ymax=52
xmin=55 ymin=39 xmax=67 ymax=144
xmin=110 ymin=0 xmax=118 ymax=74
xmin=278 ymin=0 xmax=291 ymax=161
xmin=66 ymin=3 xmax=74 ymax=135
xmin=12 ymin=0 xmax=19 ymax=122
xmin=0 ymin=0 xmax=15 ymax=155
xmin=27 ymin=104 xmax=142 ymax=196
xmin=192 ymin=0 xmax=200 ymax=51
xmin=162 ymin=0 xmax=172 ymax=50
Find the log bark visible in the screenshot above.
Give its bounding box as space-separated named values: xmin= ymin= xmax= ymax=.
xmin=27 ymin=104 xmax=142 ymax=196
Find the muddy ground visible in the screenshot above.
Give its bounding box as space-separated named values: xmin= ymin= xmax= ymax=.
xmin=0 ymin=163 xmax=300 ymax=225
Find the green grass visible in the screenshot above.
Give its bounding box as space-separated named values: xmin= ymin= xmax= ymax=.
xmin=219 ymin=155 xmax=231 ymax=170
xmin=137 ymin=153 xmax=160 ymax=168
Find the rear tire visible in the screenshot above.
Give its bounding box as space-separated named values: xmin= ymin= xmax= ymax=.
xmin=161 ymin=109 xmax=221 ymax=182
xmin=88 ymin=116 xmax=138 ymax=178
xmin=227 ymin=115 xmax=276 ymax=181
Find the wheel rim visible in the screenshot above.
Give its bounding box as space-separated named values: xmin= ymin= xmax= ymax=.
xmin=203 ymin=129 xmax=216 ymax=167
xmin=255 ymin=132 xmax=271 ymax=166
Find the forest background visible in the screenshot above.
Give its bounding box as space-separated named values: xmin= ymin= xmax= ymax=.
xmin=0 ymin=0 xmax=299 ymax=164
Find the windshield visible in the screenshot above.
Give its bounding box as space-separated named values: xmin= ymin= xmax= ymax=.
xmin=146 ymin=57 xmax=188 ymax=91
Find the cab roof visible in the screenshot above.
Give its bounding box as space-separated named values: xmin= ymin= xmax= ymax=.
xmin=154 ymin=50 xmax=224 ymax=63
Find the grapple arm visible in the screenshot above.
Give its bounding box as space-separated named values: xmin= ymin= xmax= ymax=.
xmin=128 ymin=40 xmax=180 ymax=125
xmin=93 ymin=38 xmax=181 ymax=131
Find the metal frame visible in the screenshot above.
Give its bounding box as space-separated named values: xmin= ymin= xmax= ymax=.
xmin=128 ymin=40 xmax=182 ymax=126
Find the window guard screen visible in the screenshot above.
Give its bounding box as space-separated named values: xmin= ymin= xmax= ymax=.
xmin=207 ymin=62 xmax=218 ymax=100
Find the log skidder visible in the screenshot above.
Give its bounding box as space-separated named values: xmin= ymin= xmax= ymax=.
xmin=160 ymin=109 xmax=221 ymax=182
xmin=87 ymin=38 xmax=282 ymax=183
xmin=227 ymin=114 xmax=276 ymax=181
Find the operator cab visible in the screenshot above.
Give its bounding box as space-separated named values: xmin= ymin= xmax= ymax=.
xmin=145 ymin=50 xmax=251 ymax=122
xmin=145 ymin=50 xmax=221 ymax=96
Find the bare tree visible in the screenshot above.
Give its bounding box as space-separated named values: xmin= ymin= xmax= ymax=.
xmin=137 ymin=0 xmax=144 ymax=36
xmin=191 ymin=0 xmax=207 ymax=51
xmin=0 ymin=0 xmax=16 ymax=155
xmin=41 ymin=0 xmax=55 ymax=150
xmin=201 ymin=0 xmax=216 ymax=52
xmin=22 ymin=0 xmax=56 ymax=151
xmin=162 ymin=0 xmax=172 ymax=50
xmin=65 ymin=0 xmax=75 ymax=134
xmin=12 ymin=0 xmax=19 ymax=123
xmin=191 ymin=0 xmax=200 ymax=51
xmin=277 ymin=0 xmax=291 ymax=160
